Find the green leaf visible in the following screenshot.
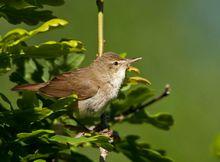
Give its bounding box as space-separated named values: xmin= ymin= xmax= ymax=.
xmin=110 ymin=84 xmax=154 ymax=116
xmin=33 ymin=159 xmax=46 ymax=162
xmin=14 ymin=107 xmax=53 ymax=123
xmin=6 ymin=0 xmax=36 ymax=10
xmin=17 ymin=91 xmax=42 ymax=110
xmin=0 ymin=54 xmax=11 ymax=75
xmin=23 ymin=40 xmax=85 ymax=58
xmin=0 ymin=93 xmax=13 ymax=111
xmin=49 ymin=95 xmax=77 ymax=111
xmin=116 ymin=135 xmax=173 ymax=162
xmin=29 ymin=18 xmax=68 ymax=36
xmin=50 ymin=134 xmax=113 ymax=150
xmin=0 ymin=28 xmax=30 ymax=47
xmin=0 ymin=18 xmax=68 ymax=47
xmin=17 ymin=129 xmax=54 ymax=140
xmin=0 ymin=1 xmax=64 ymax=25
xmin=127 ymin=110 xmax=174 ymax=130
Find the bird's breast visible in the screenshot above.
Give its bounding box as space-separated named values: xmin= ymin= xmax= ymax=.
xmin=77 ymin=70 xmax=126 ymax=117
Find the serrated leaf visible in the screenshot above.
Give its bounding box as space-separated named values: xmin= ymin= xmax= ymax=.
xmin=17 ymin=129 xmax=54 ymax=140
xmin=127 ymin=110 xmax=174 ymax=130
xmin=23 ymin=40 xmax=85 ymax=58
xmin=0 ymin=18 xmax=68 ymax=47
xmin=30 ymin=18 xmax=68 ymax=36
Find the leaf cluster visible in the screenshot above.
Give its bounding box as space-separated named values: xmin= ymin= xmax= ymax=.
xmin=0 ymin=0 xmax=65 ymax=25
xmin=0 ymin=3 xmax=174 ymax=162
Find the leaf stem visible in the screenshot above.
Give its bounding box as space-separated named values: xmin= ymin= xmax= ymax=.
xmin=96 ymin=0 xmax=104 ymax=56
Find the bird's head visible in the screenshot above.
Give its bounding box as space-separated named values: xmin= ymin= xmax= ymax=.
xmin=93 ymin=52 xmax=142 ymax=75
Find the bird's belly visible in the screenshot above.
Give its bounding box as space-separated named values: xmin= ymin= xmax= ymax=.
xmin=77 ymin=86 xmax=120 ymax=117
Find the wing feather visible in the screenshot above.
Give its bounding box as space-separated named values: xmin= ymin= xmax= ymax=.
xmin=39 ymin=68 xmax=99 ymax=100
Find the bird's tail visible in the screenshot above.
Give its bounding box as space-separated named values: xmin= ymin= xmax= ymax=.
xmin=12 ymin=83 xmax=47 ymax=92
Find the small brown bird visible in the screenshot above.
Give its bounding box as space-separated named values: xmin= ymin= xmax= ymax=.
xmin=12 ymin=52 xmax=142 ymax=117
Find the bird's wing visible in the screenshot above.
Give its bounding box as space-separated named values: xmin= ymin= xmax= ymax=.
xmin=39 ymin=68 xmax=99 ymax=100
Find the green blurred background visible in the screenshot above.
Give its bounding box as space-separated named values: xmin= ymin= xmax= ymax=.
xmin=1 ymin=0 xmax=220 ymax=161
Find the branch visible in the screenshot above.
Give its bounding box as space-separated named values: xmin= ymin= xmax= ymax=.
xmin=114 ymin=84 xmax=171 ymax=122
xmin=96 ymin=0 xmax=104 ymax=56
xmin=99 ymin=147 xmax=108 ymax=162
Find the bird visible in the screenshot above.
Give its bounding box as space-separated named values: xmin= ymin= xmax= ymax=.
xmin=12 ymin=52 xmax=142 ymax=117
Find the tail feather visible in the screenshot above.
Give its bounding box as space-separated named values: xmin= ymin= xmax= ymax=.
xmin=12 ymin=83 xmax=47 ymax=92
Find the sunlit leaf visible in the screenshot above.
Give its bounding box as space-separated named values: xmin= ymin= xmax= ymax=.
xmin=0 ymin=28 xmax=29 ymax=47
xmin=23 ymin=40 xmax=85 ymax=58
xmin=128 ymin=76 xmax=151 ymax=85
xmin=30 ymin=18 xmax=68 ymax=36
xmin=0 ymin=18 xmax=68 ymax=47
xmin=17 ymin=129 xmax=54 ymax=140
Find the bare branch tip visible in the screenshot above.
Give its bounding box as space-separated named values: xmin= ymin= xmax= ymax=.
xmin=164 ymin=84 xmax=171 ymax=95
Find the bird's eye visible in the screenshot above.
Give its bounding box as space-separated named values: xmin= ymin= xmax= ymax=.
xmin=113 ymin=61 xmax=119 ymax=65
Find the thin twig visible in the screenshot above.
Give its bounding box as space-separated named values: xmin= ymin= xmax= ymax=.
xmin=96 ymin=0 xmax=104 ymax=56
xmin=114 ymin=84 xmax=171 ymax=122
xmin=99 ymin=147 xmax=108 ymax=162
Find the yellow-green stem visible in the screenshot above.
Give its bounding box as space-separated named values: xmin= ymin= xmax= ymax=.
xmin=96 ymin=0 xmax=104 ymax=57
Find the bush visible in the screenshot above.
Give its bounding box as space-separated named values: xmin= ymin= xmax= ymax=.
xmin=0 ymin=1 xmax=174 ymax=161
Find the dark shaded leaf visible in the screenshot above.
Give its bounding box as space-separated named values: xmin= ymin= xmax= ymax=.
xmin=110 ymin=84 xmax=153 ymax=117
xmin=0 ymin=0 xmax=65 ymax=25
xmin=17 ymin=91 xmax=42 ymax=110
xmin=116 ymin=135 xmax=173 ymax=162
xmin=127 ymin=110 xmax=174 ymax=130
xmin=0 ymin=54 xmax=11 ymax=75
xmin=0 ymin=93 xmax=13 ymax=111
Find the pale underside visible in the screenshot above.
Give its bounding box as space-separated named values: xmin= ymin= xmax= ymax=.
xmin=77 ymin=67 xmax=126 ymax=117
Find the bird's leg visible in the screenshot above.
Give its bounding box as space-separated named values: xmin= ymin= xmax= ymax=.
xmin=101 ymin=113 xmax=109 ymax=129
xmin=94 ymin=113 xmax=109 ymax=132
